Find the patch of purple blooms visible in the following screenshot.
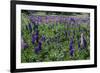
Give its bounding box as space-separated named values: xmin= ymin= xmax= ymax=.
xmin=69 ymin=38 xmax=74 ymax=57
xmin=32 ymin=30 xmax=39 ymax=44
xmin=31 ymin=30 xmax=46 ymax=54
xmin=29 ymin=15 xmax=89 ymax=25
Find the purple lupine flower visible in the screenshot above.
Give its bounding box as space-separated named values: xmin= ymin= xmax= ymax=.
xmin=35 ymin=16 xmax=39 ymax=25
xmin=34 ymin=17 xmax=38 ymax=25
xmin=32 ymin=34 xmax=36 ymax=44
xmin=70 ymin=48 xmax=74 ymax=57
xmin=71 ymin=17 xmax=76 ymax=22
xmin=37 ymin=16 xmax=41 ymax=23
xmin=60 ymin=16 xmax=63 ymax=24
xmin=32 ymin=30 xmax=39 ymax=44
xmin=34 ymin=40 xmax=42 ymax=54
xmin=55 ymin=16 xmax=59 ymax=24
xmin=65 ymin=17 xmax=69 ymax=24
xmin=28 ymin=23 xmax=32 ymax=33
xmin=83 ymin=37 xmax=87 ymax=48
xmin=70 ymin=17 xmax=75 ymax=25
xmin=69 ymin=38 xmax=74 ymax=57
xmin=29 ymin=15 xmax=35 ymax=23
xmin=34 ymin=46 xmax=41 ymax=54
xmin=45 ymin=16 xmax=49 ymax=24
xmin=67 ymin=17 xmax=71 ymax=24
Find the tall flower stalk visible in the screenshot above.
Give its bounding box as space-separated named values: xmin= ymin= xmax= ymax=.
xmin=69 ymin=38 xmax=74 ymax=57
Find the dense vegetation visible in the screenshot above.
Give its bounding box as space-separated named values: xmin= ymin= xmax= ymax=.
xmin=21 ymin=10 xmax=90 ymax=63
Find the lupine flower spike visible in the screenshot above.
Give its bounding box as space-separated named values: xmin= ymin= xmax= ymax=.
xmin=69 ymin=38 xmax=74 ymax=57
xmin=34 ymin=40 xmax=42 ymax=54
xmin=32 ymin=34 xmax=35 ymax=44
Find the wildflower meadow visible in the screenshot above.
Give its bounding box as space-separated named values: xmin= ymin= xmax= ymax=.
xmin=21 ymin=10 xmax=90 ymax=63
